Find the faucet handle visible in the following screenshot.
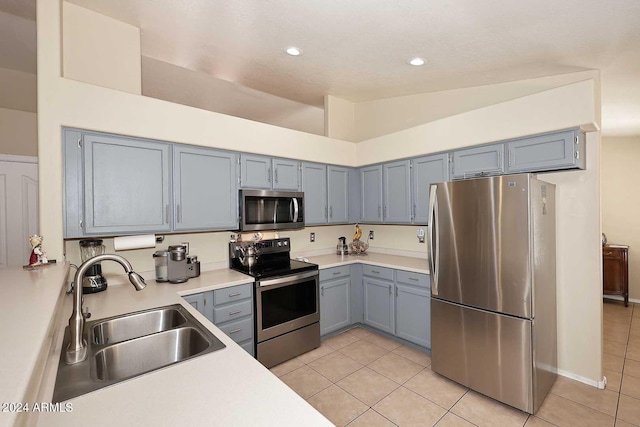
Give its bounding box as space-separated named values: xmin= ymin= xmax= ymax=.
xmin=83 ymin=306 xmax=91 ymax=319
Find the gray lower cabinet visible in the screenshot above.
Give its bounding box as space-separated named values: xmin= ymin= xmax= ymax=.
xmin=412 ymin=154 xmax=449 ymax=225
xmin=319 ymin=266 xmax=351 ymax=336
xmin=451 ymin=143 xmax=505 ymax=179
xmin=182 ymin=283 xmax=255 ymax=357
xmin=182 ymin=292 xmax=213 ymax=323
xmin=213 ymin=283 xmax=254 ymax=356
xmin=328 ymin=166 xmax=350 ymax=223
xmin=240 ymin=154 xmax=300 ymax=190
xmin=302 ymin=162 xmax=327 ymax=225
xmin=361 ymin=165 xmax=383 ymax=223
xmin=506 ymin=129 xmax=585 ymax=173
xmin=383 ymin=160 xmax=411 ymax=223
xmin=82 ymin=132 xmax=172 ymax=235
xmin=363 ymin=265 xmax=395 ymax=334
xmin=394 ymin=270 xmax=430 ymax=348
xmin=173 ymin=146 xmax=238 ymax=231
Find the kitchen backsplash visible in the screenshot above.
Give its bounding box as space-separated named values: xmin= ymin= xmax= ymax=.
xmin=64 ymin=224 xmax=428 ymax=276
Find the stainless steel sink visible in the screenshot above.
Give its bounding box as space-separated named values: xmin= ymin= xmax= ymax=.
xmin=92 ymin=307 xmax=187 ymax=345
xmin=94 ymin=327 xmax=210 ymax=381
xmin=52 ymin=304 xmax=225 ymax=402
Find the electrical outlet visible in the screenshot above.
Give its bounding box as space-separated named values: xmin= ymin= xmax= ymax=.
xmin=310 ymin=232 xmax=315 ymax=242
xmin=368 ymin=230 xmax=374 ymax=240
xmin=417 ymin=228 xmax=425 ymax=243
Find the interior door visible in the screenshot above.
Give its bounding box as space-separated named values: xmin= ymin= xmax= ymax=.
xmin=0 ymin=158 xmax=38 ymax=266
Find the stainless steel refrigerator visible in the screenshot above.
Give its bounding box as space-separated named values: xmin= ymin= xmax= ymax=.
xmin=427 ymin=173 xmax=557 ymax=414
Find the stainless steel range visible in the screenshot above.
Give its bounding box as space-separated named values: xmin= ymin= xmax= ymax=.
xmin=229 ymin=238 xmax=320 ymax=368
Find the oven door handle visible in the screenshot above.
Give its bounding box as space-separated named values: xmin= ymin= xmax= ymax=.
xmin=257 ymin=270 xmax=318 ymax=287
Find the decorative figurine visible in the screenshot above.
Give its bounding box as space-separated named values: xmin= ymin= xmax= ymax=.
xmin=28 ymin=235 xmax=48 ymax=265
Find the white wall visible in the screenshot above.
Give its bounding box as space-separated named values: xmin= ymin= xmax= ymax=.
xmin=325 ymin=95 xmax=356 ymax=142
xmin=0 ymin=67 xmax=37 ymax=113
xmin=62 ymin=2 xmax=141 ymax=94
xmin=353 ymin=71 xmax=599 ymax=142
xmin=0 ymin=108 xmax=37 ymax=157
xmin=601 ymin=136 xmax=640 ymax=301
xmin=141 ymin=57 xmax=325 ymax=136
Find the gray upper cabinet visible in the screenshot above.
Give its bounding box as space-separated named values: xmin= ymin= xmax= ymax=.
xmin=173 ymin=146 xmax=238 ymax=231
xmin=506 ymin=129 xmax=585 ymax=173
xmin=302 ymin=162 xmax=327 ymax=225
xmin=240 ymin=154 xmax=300 ymax=190
xmin=240 ymin=154 xmax=272 ymax=189
xmin=412 ymin=154 xmax=449 ymax=225
xmin=328 ymin=166 xmax=349 ymax=223
xmin=451 ymin=144 xmax=505 ymax=179
xmin=83 ymin=133 xmax=171 ymax=235
xmin=361 ymin=165 xmax=383 ymax=223
xmin=272 ymin=158 xmax=301 ymax=190
xmin=383 ymin=160 xmax=411 ymax=223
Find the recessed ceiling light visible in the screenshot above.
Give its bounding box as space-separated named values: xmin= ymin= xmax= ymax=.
xmin=408 ymin=57 xmax=426 ymax=66
xmin=285 ymin=47 xmax=303 ymax=56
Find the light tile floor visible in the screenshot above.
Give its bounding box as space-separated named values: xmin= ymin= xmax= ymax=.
xmin=270 ymin=301 xmax=640 ymax=426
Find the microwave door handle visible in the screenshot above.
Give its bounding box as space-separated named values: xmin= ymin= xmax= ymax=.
xmin=273 ymin=199 xmax=278 ymax=224
xmin=292 ymin=197 xmax=299 ymax=223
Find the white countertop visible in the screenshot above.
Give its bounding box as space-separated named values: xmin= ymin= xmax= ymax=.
xmin=304 ymin=251 xmax=429 ymax=274
xmin=1 ymin=252 xmax=429 ymax=427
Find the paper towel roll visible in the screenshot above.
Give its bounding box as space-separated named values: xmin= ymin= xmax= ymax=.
xmin=113 ymin=234 xmax=156 ymax=251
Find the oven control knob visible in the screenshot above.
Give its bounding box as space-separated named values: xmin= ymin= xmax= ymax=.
xmin=277 ymin=242 xmax=282 ymax=247
xmin=284 ymin=241 xmax=288 ymax=246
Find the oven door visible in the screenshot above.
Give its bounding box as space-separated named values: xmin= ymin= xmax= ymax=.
xmin=255 ymin=270 xmax=319 ymax=342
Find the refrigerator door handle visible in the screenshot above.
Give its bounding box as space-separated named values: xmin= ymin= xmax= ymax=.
xmin=428 ymin=184 xmax=439 ymax=295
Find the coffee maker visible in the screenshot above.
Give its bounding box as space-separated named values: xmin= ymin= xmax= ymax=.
xmin=79 ymin=239 xmax=108 ymax=293
xmin=153 ymin=244 xmax=200 ymax=283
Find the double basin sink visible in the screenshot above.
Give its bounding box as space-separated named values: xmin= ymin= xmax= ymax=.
xmin=53 ymin=304 xmax=225 ymax=402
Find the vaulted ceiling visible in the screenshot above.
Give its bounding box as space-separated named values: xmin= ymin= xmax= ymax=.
xmin=2 ymin=0 xmax=640 ymax=136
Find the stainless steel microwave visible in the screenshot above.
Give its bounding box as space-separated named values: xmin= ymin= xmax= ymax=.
xmin=239 ymin=189 xmax=304 ymax=231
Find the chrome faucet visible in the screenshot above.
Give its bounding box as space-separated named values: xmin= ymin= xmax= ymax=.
xmin=66 ymin=254 xmax=147 ymax=364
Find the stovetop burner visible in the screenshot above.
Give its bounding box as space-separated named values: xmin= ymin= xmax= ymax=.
xmin=229 ymin=238 xmax=317 ymax=279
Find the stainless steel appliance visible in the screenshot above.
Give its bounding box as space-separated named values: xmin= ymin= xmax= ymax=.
xmin=427 ymin=174 xmax=557 ymax=414
xmin=229 ymin=238 xmax=319 ymax=368
xmin=239 ymin=189 xmax=304 ymax=231
xmin=79 ymin=239 xmax=108 ymax=293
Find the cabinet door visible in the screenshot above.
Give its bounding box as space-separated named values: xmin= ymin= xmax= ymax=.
xmin=363 ymin=277 xmax=394 ymax=334
xmin=361 ymin=165 xmax=383 ymax=223
xmin=506 ymin=129 xmax=582 ymax=173
xmin=83 ymin=133 xmax=171 ymax=235
xmin=183 ymin=292 xmax=213 ymax=323
xmin=451 ymin=144 xmax=504 ymax=179
xmin=383 ymin=160 xmax=411 ymax=223
xmin=302 ymin=162 xmax=327 ymax=225
xmin=328 ymin=166 xmax=349 ymax=223
xmin=395 ymin=283 xmax=431 ymax=348
xmin=320 ymin=277 xmax=351 ymax=336
xmin=240 ymin=154 xmax=271 ymax=189
xmin=174 ymin=146 xmax=238 ymax=231
xmin=412 ymin=154 xmax=449 ymax=225
xmin=273 ymin=158 xmax=300 ymax=190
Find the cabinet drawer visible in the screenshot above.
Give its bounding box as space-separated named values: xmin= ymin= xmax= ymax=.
xmin=213 ymin=300 xmax=252 ymax=323
xmin=320 ymin=265 xmax=351 ymax=281
xmin=396 ymin=270 xmax=430 ymax=289
xmin=213 ymin=283 xmax=253 ymax=306
xmin=362 ymin=265 xmax=394 ymax=281
xmin=218 ymin=317 xmax=254 ymax=344
xmin=240 ymin=339 xmax=255 ymax=356
xmin=603 ymin=248 xmax=625 ymax=260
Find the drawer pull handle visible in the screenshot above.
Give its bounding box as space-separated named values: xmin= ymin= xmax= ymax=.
xmin=408 ymin=277 xmax=419 ymax=281
xmin=229 ymin=310 xmax=242 ymax=316
xmin=371 ymin=270 xmax=380 ymax=274
xmin=229 ymin=329 xmax=242 ymax=334
xmin=605 ymin=251 xmax=613 ymax=256
xmin=333 ymin=272 xmax=341 ymax=275
xmin=228 ymin=292 xmax=242 ymax=297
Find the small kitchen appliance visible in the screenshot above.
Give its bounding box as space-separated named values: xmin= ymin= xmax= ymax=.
xmin=239 ymin=189 xmax=304 ymax=231
xmin=79 ymin=239 xmax=108 ymax=294
xmin=336 ymin=237 xmax=348 ymax=255
xmin=154 ymin=244 xmax=200 ymax=283
xmin=229 ymin=237 xmax=319 ymax=368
